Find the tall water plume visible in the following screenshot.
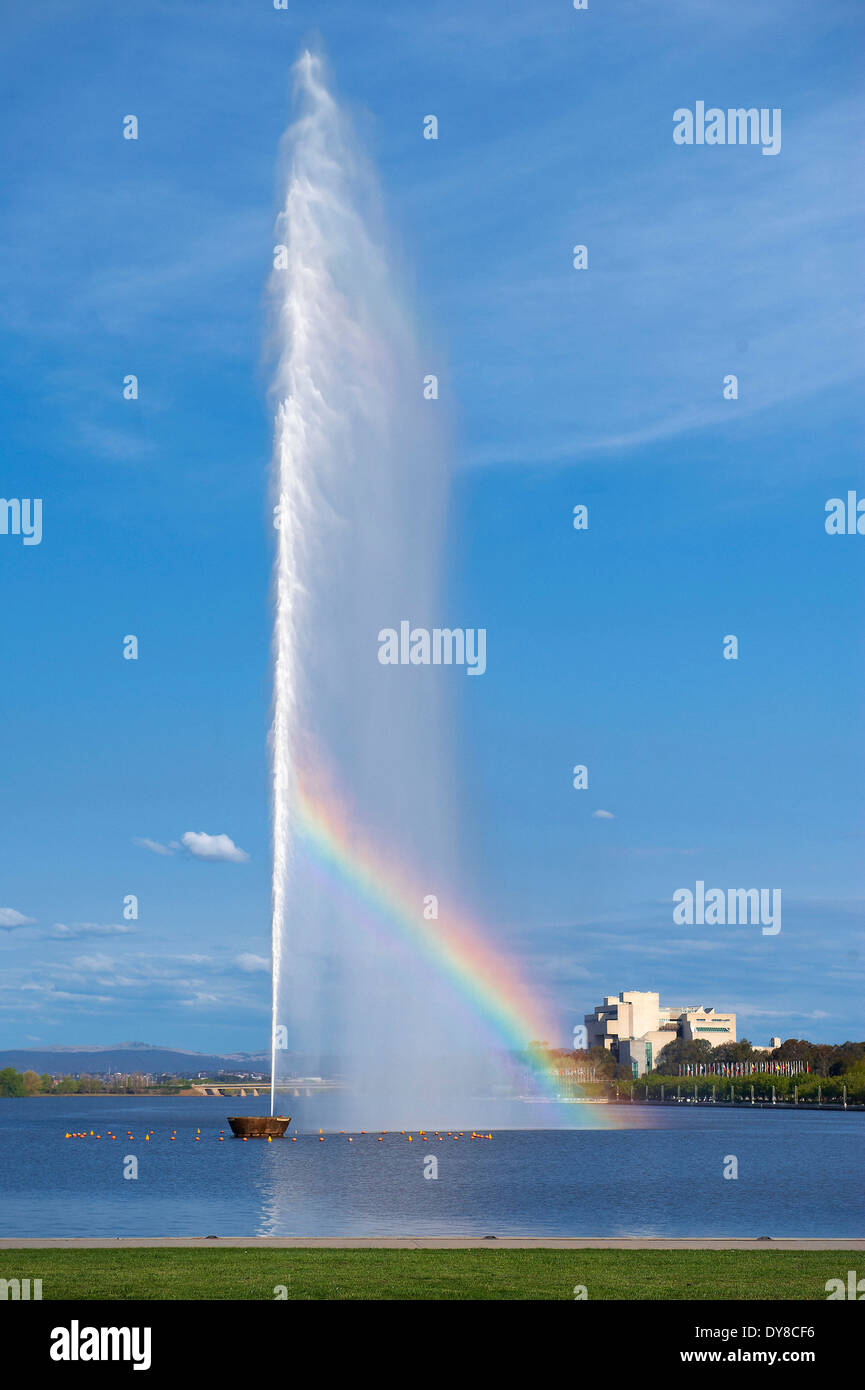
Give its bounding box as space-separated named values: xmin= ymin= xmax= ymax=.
xmin=267 ymin=53 xmax=555 ymax=1128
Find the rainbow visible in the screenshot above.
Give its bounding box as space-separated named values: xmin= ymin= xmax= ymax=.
xmin=293 ymin=775 xmax=626 ymax=1122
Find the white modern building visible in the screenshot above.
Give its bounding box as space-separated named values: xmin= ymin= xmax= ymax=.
xmin=584 ymin=990 xmax=738 ymax=1076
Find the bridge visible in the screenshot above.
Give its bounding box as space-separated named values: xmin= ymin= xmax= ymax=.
xmin=190 ymin=1081 xmax=344 ymax=1097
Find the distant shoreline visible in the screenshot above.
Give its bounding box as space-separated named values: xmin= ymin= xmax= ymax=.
xmin=2 ymin=1094 xmax=862 ymax=1113
xmin=0 ymin=1090 xmax=208 ymax=1099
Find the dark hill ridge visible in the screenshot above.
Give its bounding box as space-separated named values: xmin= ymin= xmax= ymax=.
xmin=0 ymin=1044 xmax=275 ymax=1076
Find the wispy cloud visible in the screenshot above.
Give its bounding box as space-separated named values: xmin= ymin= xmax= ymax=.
xmin=77 ymin=422 xmax=155 ymax=464
xmin=49 ymin=923 xmax=138 ymax=940
xmin=0 ymin=948 xmax=269 ymax=1019
xmin=133 ymin=837 xmax=176 ymax=857
xmin=0 ymin=908 xmax=36 ymax=929
xmin=458 ymin=97 xmax=864 ymax=468
xmin=236 ymin=953 xmax=269 ymax=973
xmin=729 ymin=1004 xmax=834 ymax=1023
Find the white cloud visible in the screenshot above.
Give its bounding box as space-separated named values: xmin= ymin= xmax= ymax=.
xmin=181 ymin=831 xmax=249 ymax=864
xmin=133 ymin=837 xmax=175 ymax=856
xmin=0 ymin=907 xmax=36 ymax=928
xmin=236 ymin=953 xmax=270 ymax=973
xmin=592 ymin=809 xmax=615 ymax=820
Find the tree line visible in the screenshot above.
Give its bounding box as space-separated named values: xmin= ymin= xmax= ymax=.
xmin=538 ymin=1037 xmax=865 ymax=1102
xmin=543 ymin=1037 xmax=865 ymax=1078
xmin=0 ymin=1069 xmax=175 ymax=1097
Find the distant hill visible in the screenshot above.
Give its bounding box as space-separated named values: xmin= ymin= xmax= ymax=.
xmin=0 ymin=1043 xmax=277 ymax=1077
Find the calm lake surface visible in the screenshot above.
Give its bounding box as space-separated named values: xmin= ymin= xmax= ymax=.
xmin=0 ymin=1097 xmax=861 ymax=1238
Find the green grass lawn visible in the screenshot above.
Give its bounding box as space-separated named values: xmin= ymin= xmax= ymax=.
xmin=1 ymin=1249 xmax=852 ymax=1300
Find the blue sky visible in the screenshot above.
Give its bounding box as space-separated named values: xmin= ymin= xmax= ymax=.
xmin=1 ymin=0 xmax=862 ymax=1052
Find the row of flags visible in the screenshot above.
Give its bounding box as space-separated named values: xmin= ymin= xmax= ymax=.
xmin=678 ymin=1061 xmax=809 ymax=1076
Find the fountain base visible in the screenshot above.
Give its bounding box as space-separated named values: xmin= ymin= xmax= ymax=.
xmin=227 ymin=1115 xmax=291 ymax=1138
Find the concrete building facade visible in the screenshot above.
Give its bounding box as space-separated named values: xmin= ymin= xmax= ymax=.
xmin=584 ymin=990 xmax=738 ymax=1076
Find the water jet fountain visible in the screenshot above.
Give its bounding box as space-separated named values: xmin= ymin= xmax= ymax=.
xmin=229 ymin=48 xmax=574 ymax=1138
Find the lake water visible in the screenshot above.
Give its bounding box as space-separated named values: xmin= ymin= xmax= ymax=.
xmin=0 ymin=1098 xmax=861 ymax=1238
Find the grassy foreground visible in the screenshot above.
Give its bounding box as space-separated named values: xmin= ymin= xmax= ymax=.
xmin=0 ymin=1249 xmax=851 ymax=1300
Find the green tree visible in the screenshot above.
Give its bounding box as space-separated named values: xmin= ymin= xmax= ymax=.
xmin=709 ymin=1039 xmax=758 ymax=1064
xmin=829 ymin=1042 xmax=865 ymax=1076
xmin=654 ymin=1038 xmax=713 ymax=1075
xmin=586 ymin=1045 xmax=619 ymax=1078
xmin=75 ymin=1073 xmax=105 ymax=1094
xmin=0 ymin=1067 xmax=27 ymax=1097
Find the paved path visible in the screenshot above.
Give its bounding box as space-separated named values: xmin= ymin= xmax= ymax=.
xmin=1 ymin=1237 xmax=862 ymax=1250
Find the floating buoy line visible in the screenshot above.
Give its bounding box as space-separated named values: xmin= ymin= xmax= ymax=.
xmin=62 ymin=1129 xmax=495 ymax=1143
